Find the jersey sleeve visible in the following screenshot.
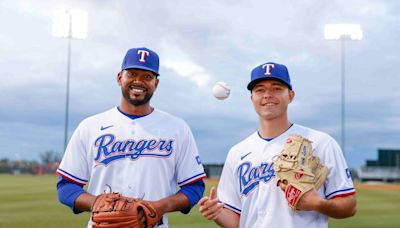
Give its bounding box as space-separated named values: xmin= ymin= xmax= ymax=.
xmin=217 ymin=150 xmax=242 ymax=214
xmin=56 ymin=122 xmax=90 ymax=186
xmin=320 ymin=138 xmax=356 ymax=199
xmin=176 ymin=123 xmax=206 ymax=187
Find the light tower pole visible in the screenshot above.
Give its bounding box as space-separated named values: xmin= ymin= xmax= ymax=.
xmin=53 ymin=9 xmax=88 ymax=151
xmin=324 ymin=24 xmax=362 ymax=157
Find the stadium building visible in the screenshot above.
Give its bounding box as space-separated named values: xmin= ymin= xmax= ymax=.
xmin=358 ymin=149 xmax=400 ymax=182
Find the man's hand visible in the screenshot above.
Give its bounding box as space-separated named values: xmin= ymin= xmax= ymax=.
xmin=198 ymin=187 xmax=224 ymax=220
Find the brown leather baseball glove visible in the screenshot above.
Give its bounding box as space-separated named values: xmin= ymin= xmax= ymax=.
xmin=91 ymin=193 xmax=160 ymax=228
xmin=273 ymin=134 xmax=328 ymax=210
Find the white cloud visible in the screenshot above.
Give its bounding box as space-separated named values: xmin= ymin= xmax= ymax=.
xmin=163 ymin=59 xmax=211 ymax=87
xmin=159 ymin=41 xmax=211 ymax=88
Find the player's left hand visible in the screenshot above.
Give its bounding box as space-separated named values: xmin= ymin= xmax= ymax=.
xmin=278 ymin=182 xmax=324 ymax=211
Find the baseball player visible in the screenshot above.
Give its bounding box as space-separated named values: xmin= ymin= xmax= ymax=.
xmin=56 ymin=47 xmax=206 ymax=227
xmin=199 ymin=62 xmax=356 ymax=227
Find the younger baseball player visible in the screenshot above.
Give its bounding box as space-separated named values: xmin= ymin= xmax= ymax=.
xmin=199 ymin=62 xmax=356 ymax=228
xmin=56 ymin=47 xmax=206 ymax=227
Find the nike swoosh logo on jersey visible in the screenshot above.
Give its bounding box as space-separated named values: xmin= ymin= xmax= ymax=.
xmin=100 ymin=125 xmax=114 ymax=131
xmin=241 ymin=152 xmax=252 ymax=160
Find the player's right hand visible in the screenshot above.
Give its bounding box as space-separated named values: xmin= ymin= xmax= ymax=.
xmin=198 ymin=187 xmax=224 ymax=220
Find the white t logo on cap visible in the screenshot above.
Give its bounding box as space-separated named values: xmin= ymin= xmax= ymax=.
xmin=262 ymin=63 xmax=275 ymax=75
xmin=137 ymin=50 xmax=150 ymax=63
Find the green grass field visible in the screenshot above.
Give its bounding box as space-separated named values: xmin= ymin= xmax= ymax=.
xmin=0 ymin=174 xmax=399 ymax=227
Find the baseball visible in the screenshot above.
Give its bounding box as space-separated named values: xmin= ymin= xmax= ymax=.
xmin=212 ymin=82 xmax=230 ymax=100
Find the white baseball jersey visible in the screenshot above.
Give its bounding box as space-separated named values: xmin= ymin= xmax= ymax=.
xmin=218 ymin=124 xmax=355 ymax=228
xmin=57 ymin=107 xmax=206 ymax=228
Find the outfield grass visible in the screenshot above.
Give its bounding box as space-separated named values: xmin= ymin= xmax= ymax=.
xmin=329 ymin=187 xmax=400 ymax=228
xmin=0 ymin=174 xmax=399 ymax=227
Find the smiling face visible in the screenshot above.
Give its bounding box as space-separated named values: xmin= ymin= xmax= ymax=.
xmin=117 ymin=68 xmax=159 ymax=107
xmin=250 ymin=79 xmax=295 ymax=121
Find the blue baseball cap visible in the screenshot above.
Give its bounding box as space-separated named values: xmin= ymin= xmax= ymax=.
xmin=121 ymin=47 xmax=160 ymax=75
xmin=247 ymin=62 xmax=292 ymax=91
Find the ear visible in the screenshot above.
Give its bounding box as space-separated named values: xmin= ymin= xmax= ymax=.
xmin=250 ymin=92 xmax=255 ymax=103
xmin=288 ymin=90 xmax=295 ymax=103
xmin=117 ymin=71 xmax=123 ymax=86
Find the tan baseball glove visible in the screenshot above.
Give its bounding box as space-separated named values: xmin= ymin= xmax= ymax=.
xmin=91 ymin=193 xmax=160 ymax=228
xmin=273 ymin=134 xmax=328 ymax=210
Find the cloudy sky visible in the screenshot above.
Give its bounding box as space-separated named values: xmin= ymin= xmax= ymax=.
xmin=1 ymin=0 xmax=399 ymax=168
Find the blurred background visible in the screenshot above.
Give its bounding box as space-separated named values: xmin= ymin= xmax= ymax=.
xmin=0 ymin=0 xmax=399 ymax=181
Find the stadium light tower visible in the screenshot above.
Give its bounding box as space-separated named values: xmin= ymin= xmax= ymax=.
xmin=324 ymin=24 xmax=362 ymax=157
xmin=53 ymin=9 xmax=88 ymax=151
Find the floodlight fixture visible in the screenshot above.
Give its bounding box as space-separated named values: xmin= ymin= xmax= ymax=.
xmin=324 ymin=24 xmax=362 ymax=40
xmin=53 ymin=9 xmax=88 ymax=39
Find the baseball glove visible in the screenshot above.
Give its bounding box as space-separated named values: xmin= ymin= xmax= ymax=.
xmin=273 ymin=134 xmax=328 ymax=210
xmin=91 ymin=193 xmax=160 ymax=228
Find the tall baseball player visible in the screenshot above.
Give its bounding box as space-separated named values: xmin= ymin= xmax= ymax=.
xmin=199 ymin=62 xmax=356 ymax=227
xmin=56 ymin=47 xmax=206 ymax=227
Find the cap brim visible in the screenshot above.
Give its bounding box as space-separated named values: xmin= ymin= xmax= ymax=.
xmin=122 ymin=65 xmax=159 ymax=76
xmin=247 ymin=77 xmax=292 ymax=91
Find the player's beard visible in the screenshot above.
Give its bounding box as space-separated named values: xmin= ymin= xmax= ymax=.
xmin=121 ymin=88 xmax=154 ymax=106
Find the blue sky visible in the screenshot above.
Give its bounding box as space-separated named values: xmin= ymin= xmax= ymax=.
xmin=1 ymin=0 xmax=399 ymax=168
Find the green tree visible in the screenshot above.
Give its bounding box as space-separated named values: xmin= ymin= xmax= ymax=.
xmin=39 ymin=150 xmax=62 ymax=164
